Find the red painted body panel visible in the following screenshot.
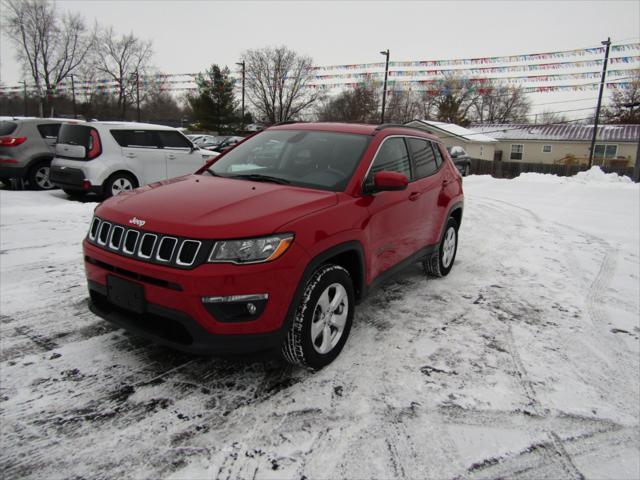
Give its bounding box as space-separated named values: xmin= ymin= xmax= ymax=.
xmin=84 ymin=123 xmax=464 ymax=347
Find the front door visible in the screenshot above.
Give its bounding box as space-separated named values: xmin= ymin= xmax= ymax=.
xmin=364 ymin=136 xmax=419 ymax=281
xmin=112 ymin=129 xmax=166 ymax=184
xmin=157 ymin=130 xmax=205 ymax=179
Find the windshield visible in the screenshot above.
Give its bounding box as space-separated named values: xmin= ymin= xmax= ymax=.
xmin=205 ymin=130 xmax=371 ymax=191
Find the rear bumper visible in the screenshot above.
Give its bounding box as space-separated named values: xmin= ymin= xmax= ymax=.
xmin=50 ymin=165 xmax=102 ymax=193
xmin=0 ymin=164 xmax=28 ymax=178
xmin=88 ymin=281 xmax=284 ymax=354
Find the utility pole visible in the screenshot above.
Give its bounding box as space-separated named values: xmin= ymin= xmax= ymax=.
xmin=21 ymin=80 xmax=28 ymax=116
xmin=236 ymin=61 xmax=245 ymax=131
xmin=135 ymin=71 xmax=141 ymax=122
xmin=380 ymin=49 xmax=390 ymax=124
xmin=588 ymin=37 xmax=611 ymax=168
xmin=70 ymin=74 xmax=77 ymax=119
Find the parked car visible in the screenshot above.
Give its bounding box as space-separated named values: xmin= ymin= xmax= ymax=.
xmin=83 ymin=123 xmax=464 ymax=369
xmin=447 ymin=146 xmax=471 ymax=176
xmin=210 ymin=135 xmax=245 ymax=153
xmin=50 ymin=121 xmax=218 ymax=198
xmin=0 ymin=117 xmax=76 ymax=190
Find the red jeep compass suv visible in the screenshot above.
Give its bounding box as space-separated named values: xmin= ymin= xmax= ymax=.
xmin=84 ymin=123 xmax=463 ymax=369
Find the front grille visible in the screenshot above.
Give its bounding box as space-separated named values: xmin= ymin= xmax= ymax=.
xmin=87 ymin=217 xmax=210 ymax=269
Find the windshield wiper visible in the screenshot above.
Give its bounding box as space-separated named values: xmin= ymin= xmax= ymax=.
xmin=227 ymin=174 xmax=290 ymax=185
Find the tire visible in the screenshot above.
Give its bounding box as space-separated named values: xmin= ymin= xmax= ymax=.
xmin=424 ymin=217 xmax=459 ymax=278
xmin=281 ymin=264 xmax=355 ymax=370
xmin=104 ymin=172 xmax=136 ymax=198
xmin=463 ymin=164 xmax=470 ymax=176
xmin=28 ymin=160 xmax=54 ymax=190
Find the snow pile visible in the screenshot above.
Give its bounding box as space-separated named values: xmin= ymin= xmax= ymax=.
xmin=572 ymin=166 xmax=634 ymax=184
xmin=513 ymin=166 xmax=634 ymax=185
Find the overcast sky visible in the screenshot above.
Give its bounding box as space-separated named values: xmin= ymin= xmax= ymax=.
xmin=1 ymin=0 xmax=639 ymax=116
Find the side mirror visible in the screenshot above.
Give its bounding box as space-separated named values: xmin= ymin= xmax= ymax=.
xmin=369 ymin=171 xmax=409 ymax=193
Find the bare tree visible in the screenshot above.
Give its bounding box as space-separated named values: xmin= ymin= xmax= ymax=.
xmin=472 ymin=83 xmax=531 ymax=123
xmin=2 ymin=0 xmax=95 ymax=116
xmin=602 ymin=71 xmax=640 ymax=124
xmin=536 ymin=110 xmax=567 ymax=124
xmin=316 ymin=82 xmax=379 ymax=122
xmin=418 ymin=76 xmax=481 ymax=126
xmin=94 ymin=27 xmax=153 ymax=120
xmin=242 ymin=46 xmax=321 ymax=124
xmin=385 ymin=90 xmax=422 ymax=124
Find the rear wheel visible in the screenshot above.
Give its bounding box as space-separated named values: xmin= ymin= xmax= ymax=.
xmin=104 ymin=172 xmax=136 ymax=198
xmin=424 ymin=217 xmax=458 ymax=278
xmin=28 ymin=161 xmax=54 ymax=190
xmin=281 ymin=264 xmax=354 ymax=370
xmin=463 ymin=164 xmax=470 ymax=176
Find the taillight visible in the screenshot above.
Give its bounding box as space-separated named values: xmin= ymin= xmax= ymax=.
xmin=87 ymin=129 xmax=102 ymax=159
xmin=0 ymin=137 xmax=27 ymax=147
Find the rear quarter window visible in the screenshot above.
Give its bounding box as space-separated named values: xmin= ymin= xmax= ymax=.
xmin=0 ymin=121 xmax=18 ymax=136
xmin=58 ymin=124 xmax=92 ymax=148
xmin=37 ymin=123 xmax=61 ymax=139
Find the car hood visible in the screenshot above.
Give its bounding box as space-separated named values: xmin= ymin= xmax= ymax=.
xmin=96 ymin=175 xmax=338 ymax=239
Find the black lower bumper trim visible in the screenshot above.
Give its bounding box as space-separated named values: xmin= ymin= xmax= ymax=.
xmin=87 ymin=280 xmax=284 ymax=355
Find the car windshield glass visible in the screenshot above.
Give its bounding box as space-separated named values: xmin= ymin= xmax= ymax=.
xmin=0 ymin=121 xmax=17 ymax=136
xmin=205 ymin=130 xmax=371 ymax=191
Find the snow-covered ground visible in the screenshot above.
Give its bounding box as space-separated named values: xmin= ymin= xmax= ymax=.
xmin=1 ymin=169 xmax=639 ymax=479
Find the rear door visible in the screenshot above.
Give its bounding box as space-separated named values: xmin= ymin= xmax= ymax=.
xmin=406 ymin=138 xmax=446 ymax=246
xmin=156 ymin=130 xmax=204 ymax=178
xmin=111 ymin=130 xmax=166 ymax=184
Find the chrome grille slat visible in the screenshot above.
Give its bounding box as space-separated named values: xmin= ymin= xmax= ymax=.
xmin=137 ymin=233 xmax=158 ymax=259
xmin=89 ymin=217 xmax=101 ymax=241
xmin=122 ymin=229 xmax=140 ymax=255
xmin=109 ymin=226 xmax=124 ymax=250
xmin=176 ymin=240 xmax=201 ymax=266
xmin=97 ymin=222 xmax=111 ymax=245
xmin=156 ymin=237 xmax=178 ymax=262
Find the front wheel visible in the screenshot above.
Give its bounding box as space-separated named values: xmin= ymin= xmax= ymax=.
xmin=281 ymin=264 xmax=355 ymax=370
xmin=424 ymin=217 xmax=459 ymax=277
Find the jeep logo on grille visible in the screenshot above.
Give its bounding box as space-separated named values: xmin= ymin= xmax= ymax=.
xmin=129 ymin=217 xmax=146 ymax=228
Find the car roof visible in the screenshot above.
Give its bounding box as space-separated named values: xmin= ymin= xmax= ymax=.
xmin=86 ymin=121 xmax=177 ymax=131
xmin=267 ymin=122 xmax=441 ymax=141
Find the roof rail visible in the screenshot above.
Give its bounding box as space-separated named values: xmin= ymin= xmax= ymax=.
xmin=373 ymin=123 xmax=429 ymax=134
xmin=272 ymin=120 xmax=306 ymax=126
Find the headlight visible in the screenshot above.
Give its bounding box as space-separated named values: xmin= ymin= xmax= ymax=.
xmin=208 ymin=234 xmax=294 ymax=264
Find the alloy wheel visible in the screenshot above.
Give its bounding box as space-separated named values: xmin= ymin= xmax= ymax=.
xmin=311 ymin=283 xmax=349 ymax=354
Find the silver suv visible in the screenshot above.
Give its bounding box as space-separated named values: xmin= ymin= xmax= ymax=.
xmin=0 ymin=117 xmax=72 ymax=190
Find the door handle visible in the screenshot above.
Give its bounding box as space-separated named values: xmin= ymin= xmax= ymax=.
xmin=167 ymin=154 xmax=176 ymax=160
xmin=442 ymin=179 xmax=453 ymax=186
xmin=125 ymin=153 xmax=136 ymax=158
xmin=409 ymin=192 xmax=422 ymax=201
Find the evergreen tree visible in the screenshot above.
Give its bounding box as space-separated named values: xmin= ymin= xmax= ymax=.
xmin=188 ymin=65 xmax=237 ymax=132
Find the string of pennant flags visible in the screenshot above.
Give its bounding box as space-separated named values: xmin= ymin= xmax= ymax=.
xmin=0 ymin=42 xmax=638 ymax=97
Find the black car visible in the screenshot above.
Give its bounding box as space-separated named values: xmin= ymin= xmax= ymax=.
xmin=447 ymin=146 xmax=471 ymax=176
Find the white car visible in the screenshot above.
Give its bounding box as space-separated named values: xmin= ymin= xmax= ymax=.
xmin=50 ymin=121 xmax=218 ymax=197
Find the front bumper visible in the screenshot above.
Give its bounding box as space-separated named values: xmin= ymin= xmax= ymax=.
xmin=84 ymin=239 xmax=307 ymax=354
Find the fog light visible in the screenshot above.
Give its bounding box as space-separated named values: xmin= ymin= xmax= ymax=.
xmin=201 ymin=294 xmax=268 ymax=322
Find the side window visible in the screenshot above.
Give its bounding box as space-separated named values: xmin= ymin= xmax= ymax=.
xmin=407 ymin=138 xmax=438 ymax=178
xmin=156 ymin=131 xmax=192 ymax=149
xmin=432 ymin=142 xmax=444 ymax=167
xmin=369 ymin=137 xmax=411 ymax=180
xmin=110 ymin=130 xmax=160 ymax=149
xmin=37 ymin=123 xmax=61 ymax=139
xmin=510 ymin=144 xmax=523 ymax=161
